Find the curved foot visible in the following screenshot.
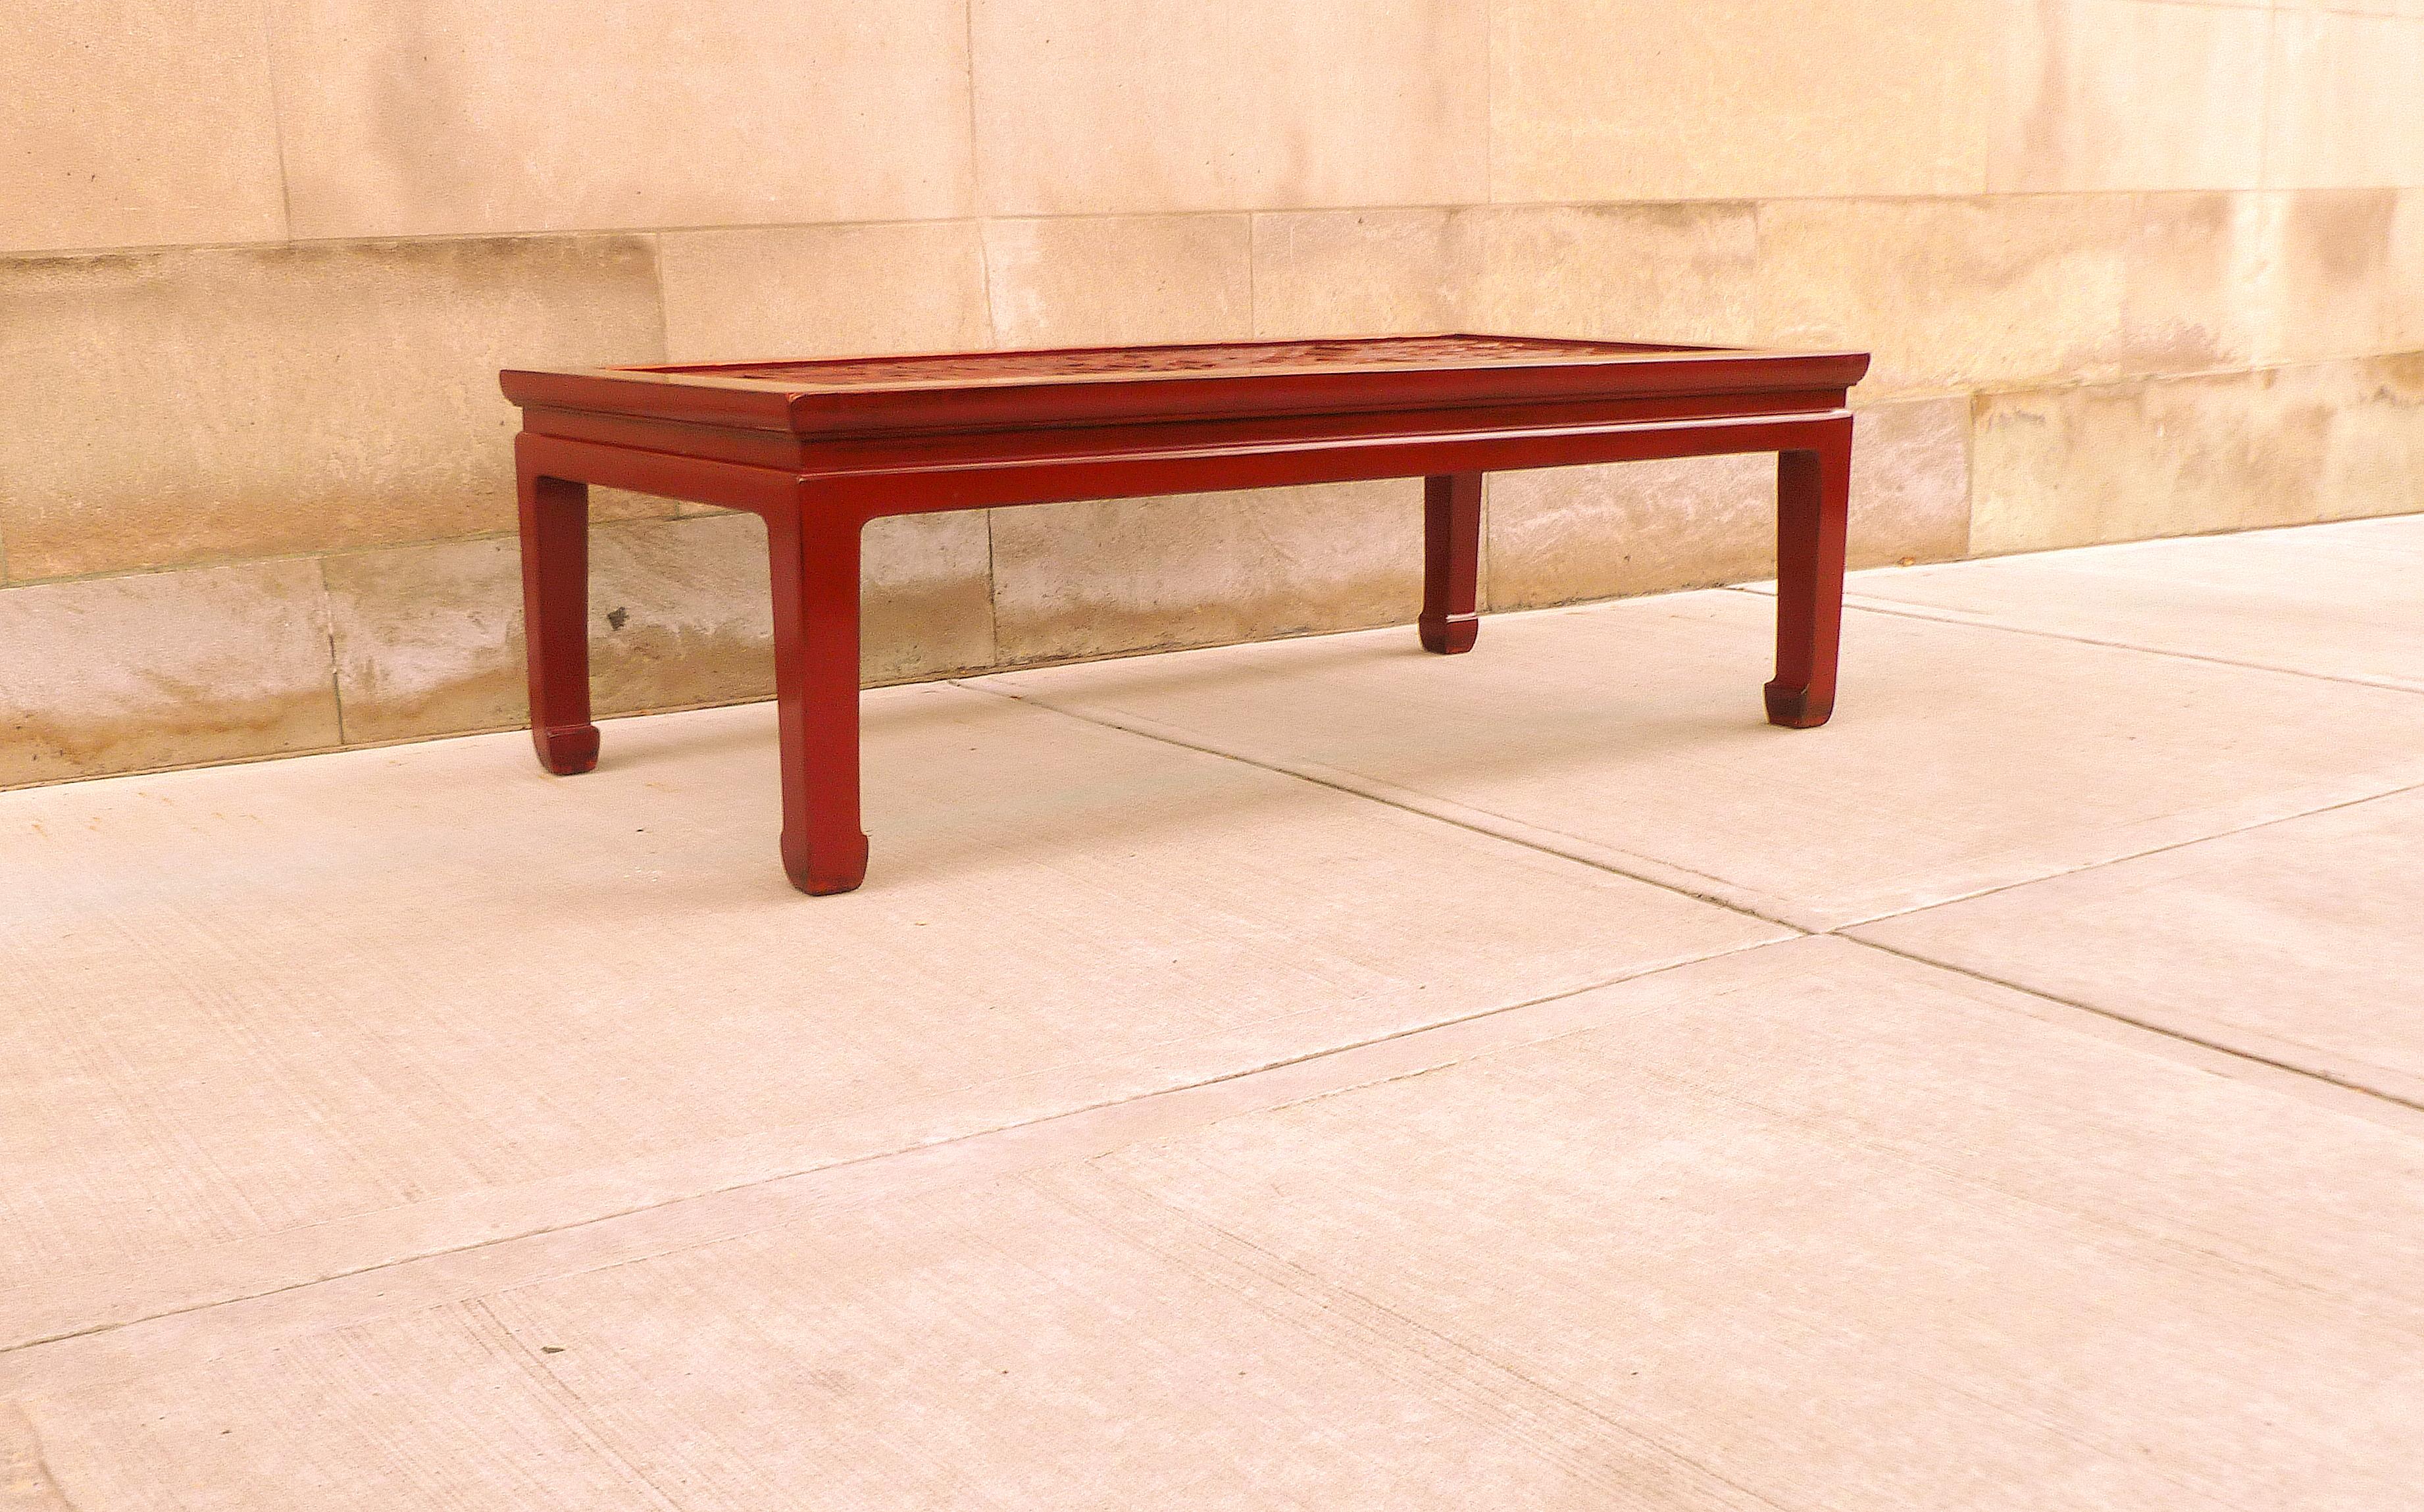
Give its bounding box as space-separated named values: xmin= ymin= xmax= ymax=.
xmin=532 ymin=722 xmax=601 ymax=775
xmin=1419 ymin=613 xmax=1479 ymax=655
xmin=782 ymin=829 xmax=871 ymax=895
xmin=1763 ymin=681 xmax=1834 ymax=730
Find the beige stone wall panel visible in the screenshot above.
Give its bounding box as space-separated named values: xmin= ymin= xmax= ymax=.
xmin=1484 ymin=454 xmax=1776 ymax=611
xmin=2391 ymin=191 xmax=2424 ymax=351
xmin=1485 ymin=395 xmax=1972 ymax=611
xmin=324 ymin=513 xmax=992 ymax=745
xmin=972 ymin=0 xmax=1488 ymax=216
xmin=1489 ymin=0 xmax=1994 ymax=203
xmin=1990 ymin=0 xmax=2270 ymax=193
xmin=1465 ymin=203 xmax=1760 ymax=347
xmin=982 ymin=216 xmax=1253 ymax=349
xmin=2272 ymin=0 xmax=2424 ymax=16
xmin=853 ymin=512 xmax=998 ymax=687
xmin=990 ymin=483 xmax=1425 ymax=663
xmin=1847 ymin=394 xmax=1977 ymax=567
xmin=1755 ymin=193 xmax=2260 ymax=395
xmin=2246 ymin=189 xmax=2423 ymax=366
xmin=0 ymin=238 xmax=666 ymax=582
xmin=322 ymin=537 xmax=525 ymax=745
xmin=1250 ymin=211 xmax=1478 ymax=340
xmin=581 ymin=514 xmax=780 ymax=717
xmin=0 ymin=560 xmax=338 ymax=787
xmin=268 ymin=0 xmax=974 ymax=238
xmin=1971 ymin=355 xmax=2424 ymax=555
xmin=2264 ymin=13 xmax=2424 ymax=190
xmin=658 ymin=222 xmax=994 ymax=364
xmin=1 ymin=0 xmax=288 ymax=253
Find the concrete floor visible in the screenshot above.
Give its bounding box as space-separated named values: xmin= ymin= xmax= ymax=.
xmin=5 ymin=515 xmax=2423 ymax=1510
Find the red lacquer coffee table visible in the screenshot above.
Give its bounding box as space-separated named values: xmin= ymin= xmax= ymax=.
xmin=502 ymin=334 xmax=1870 ymax=895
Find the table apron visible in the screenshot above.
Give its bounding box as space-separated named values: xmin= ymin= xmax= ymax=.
xmin=517 ymin=411 xmax=1851 ymax=521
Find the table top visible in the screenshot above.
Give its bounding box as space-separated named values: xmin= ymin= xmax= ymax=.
xmin=669 ymin=336 xmax=1713 ymax=390
xmin=503 ymin=334 xmax=1869 ymax=439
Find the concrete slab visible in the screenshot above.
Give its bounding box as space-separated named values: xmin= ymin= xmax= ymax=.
xmin=1856 ymin=784 xmax=2424 ymax=1106
xmin=0 ymin=684 xmax=1779 ymax=1348
xmin=11 ymin=940 xmax=2421 ymax=1509
xmin=979 ymin=588 xmax=2424 ymax=929
xmin=1818 ymin=513 xmax=2424 ymax=692
xmin=1084 ymin=938 xmax=2424 ymax=1511
xmin=9 ymin=517 xmax=2423 ymax=1509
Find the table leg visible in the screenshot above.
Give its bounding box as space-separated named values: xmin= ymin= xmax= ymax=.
xmin=1765 ymin=422 xmax=1853 ymax=728
xmin=517 ymin=453 xmax=599 ymax=774
xmin=1420 ymin=471 xmax=1482 ymax=654
xmin=766 ymin=499 xmax=871 ymax=895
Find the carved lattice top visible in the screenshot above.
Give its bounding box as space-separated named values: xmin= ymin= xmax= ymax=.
xmin=666 ymin=336 xmax=1686 ymax=392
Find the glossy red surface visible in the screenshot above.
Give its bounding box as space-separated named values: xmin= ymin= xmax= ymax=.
xmin=507 ymin=334 xmax=1867 ymax=894
xmin=678 ymin=335 xmax=1710 ymax=388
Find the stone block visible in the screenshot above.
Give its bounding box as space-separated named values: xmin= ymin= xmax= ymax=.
xmin=2247 ymin=189 xmax=2419 ymax=365
xmin=991 ymin=483 xmax=1424 ymax=663
xmin=2264 ymin=13 xmax=2424 ymax=190
xmin=0 ymin=561 xmax=338 ymax=786
xmin=972 ymin=0 xmax=1487 ymax=215
xmin=1971 ymin=355 xmax=2424 ymax=554
xmin=1250 ymin=211 xmax=1476 ymax=340
xmin=0 ymin=0 xmax=286 ymax=253
xmin=1755 ymin=193 xmax=2260 ymax=395
xmin=1486 ymin=396 xmax=1971 ymax=610
xmin=659 ymin=222 xmax=993 ymax=365
xmin=269 ymin=0 xmax=973 ymax=238
xmin=1490 ymin=0 xmax=1994 ymax=201
xmin=1465 ymin=203 xmax=1760 ymax=347
xmin=324 ymin=511 xmax=994 ymax=744
xmin=0 ymin=238 xmax=667 ymax=582
xmin=982 ymin=216 xmax=1252 ymax=349
xmin=1989 ymin=0 xmax=2269 ymax=193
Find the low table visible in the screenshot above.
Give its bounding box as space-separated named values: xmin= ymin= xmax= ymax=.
xmin=502 ymin=334 xmax=1871 ymax=895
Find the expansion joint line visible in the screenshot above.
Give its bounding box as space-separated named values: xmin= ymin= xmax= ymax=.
xmin=955 ymin=676 xmax=2424 ymax=1120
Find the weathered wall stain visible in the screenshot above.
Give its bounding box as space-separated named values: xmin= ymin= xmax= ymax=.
xmin=0 ymin=1403 xmax=75 ymax=1512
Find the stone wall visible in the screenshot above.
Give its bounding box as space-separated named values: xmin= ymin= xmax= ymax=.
xmin=4 ymin=0 xmax=2419 ymax=787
